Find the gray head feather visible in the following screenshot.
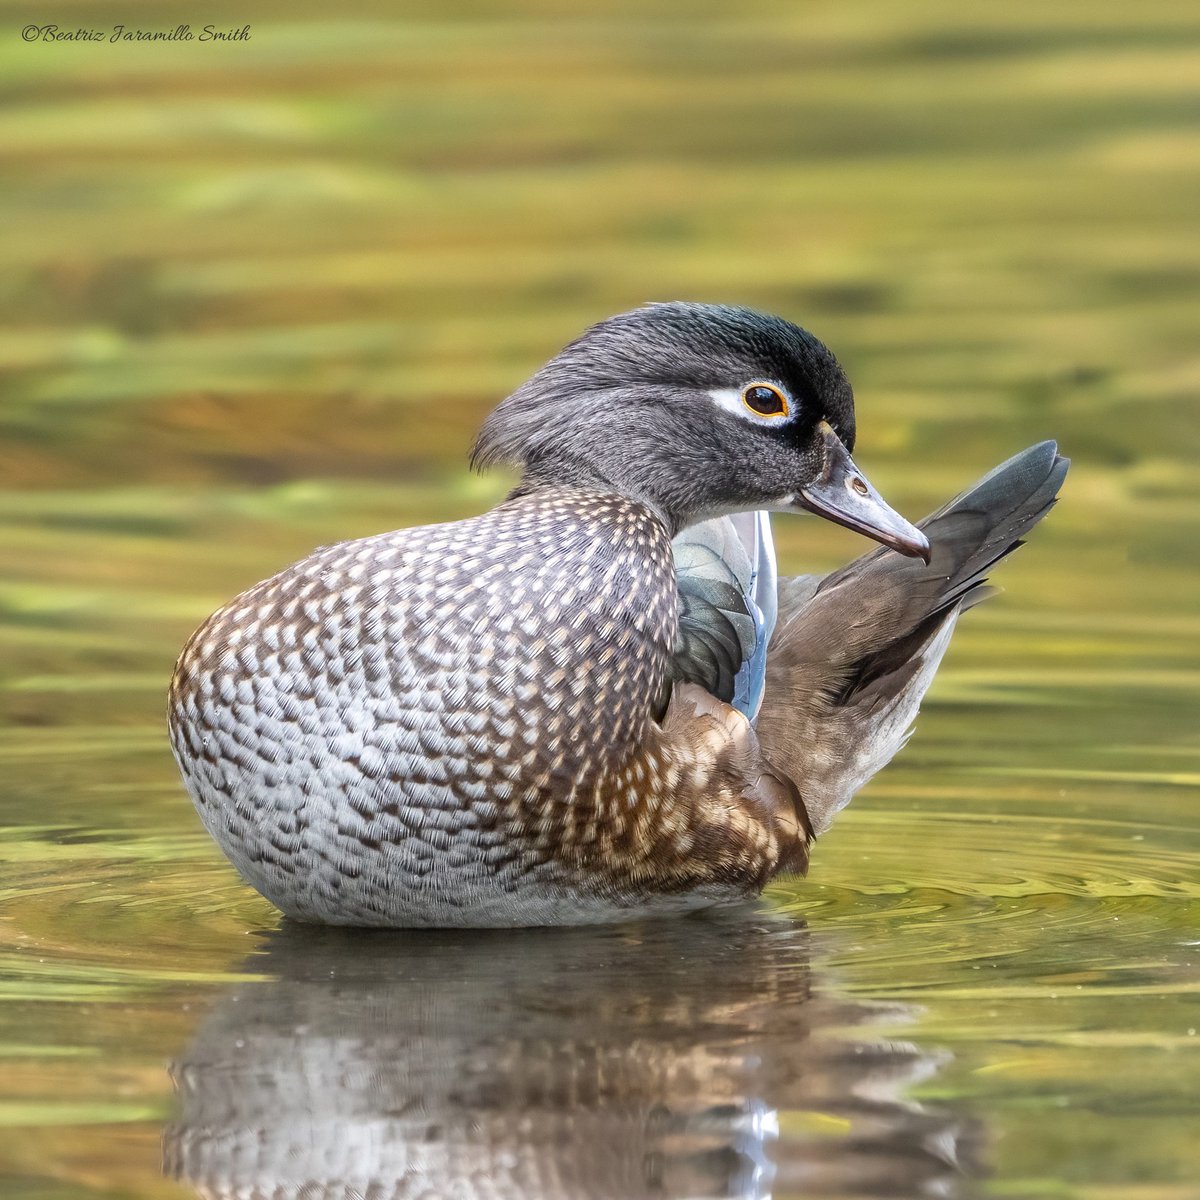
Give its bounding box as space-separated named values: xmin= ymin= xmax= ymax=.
xmin=471 ymin=302 xmax=856 ymax=533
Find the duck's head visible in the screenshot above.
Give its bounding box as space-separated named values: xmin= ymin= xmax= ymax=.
xmin=472 ymin=302 xmax=929 ymax=560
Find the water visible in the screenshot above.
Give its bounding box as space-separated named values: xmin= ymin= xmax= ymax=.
xmin=2 ymin=2 xmax=1199 ymax=1196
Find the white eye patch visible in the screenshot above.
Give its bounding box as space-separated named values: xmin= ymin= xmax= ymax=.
xmin=705 ymin=384 xmax=795 ymax=424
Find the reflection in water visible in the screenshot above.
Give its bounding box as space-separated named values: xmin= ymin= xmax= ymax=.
xmin=164 ymin=914 xmax=976 ymax=1199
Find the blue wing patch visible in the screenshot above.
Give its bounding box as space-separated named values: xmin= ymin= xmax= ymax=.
xmin=670 ymin=511 xmax=778 ymax=725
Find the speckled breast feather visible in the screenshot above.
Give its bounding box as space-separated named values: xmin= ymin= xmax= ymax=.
xmin=169 ymin=486 xmax=808 ymax=927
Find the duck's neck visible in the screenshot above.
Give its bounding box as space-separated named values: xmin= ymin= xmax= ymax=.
xmin=508 ymin=460 xmax=680 ymax=537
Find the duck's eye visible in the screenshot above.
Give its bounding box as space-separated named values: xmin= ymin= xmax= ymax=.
xmin=741 ymin=383 xmax=789 ymax=418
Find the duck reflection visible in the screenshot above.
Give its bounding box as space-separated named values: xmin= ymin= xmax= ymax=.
xmin=164 ymin=913 xmax=976 ymax=1198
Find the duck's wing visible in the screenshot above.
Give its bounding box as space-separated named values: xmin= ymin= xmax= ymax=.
xmin=670 ymin=511 xmax=779 ymax=722
xmin=757 ymin=441 xmax=1069 ymax=835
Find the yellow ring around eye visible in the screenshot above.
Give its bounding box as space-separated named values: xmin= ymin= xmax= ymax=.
xmin=741 ymin=382 xmax=789 ymax=419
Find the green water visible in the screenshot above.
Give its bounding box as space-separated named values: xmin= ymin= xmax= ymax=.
xmin=1 ymin=2 xmax=1198 ymax=1196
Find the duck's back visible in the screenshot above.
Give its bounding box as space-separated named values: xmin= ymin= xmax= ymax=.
xmin=169 ymin=488 xmax=681 ymax=927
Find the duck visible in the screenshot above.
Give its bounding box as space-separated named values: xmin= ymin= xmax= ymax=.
xmin=168 ymin=302 xmax=1067 ymax=928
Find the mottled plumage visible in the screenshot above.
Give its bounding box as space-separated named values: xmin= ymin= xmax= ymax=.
xmin=168 ymin=302 xmax=1067 ymax=927
xmin=171 ymin=488 xmax=804 ymax=926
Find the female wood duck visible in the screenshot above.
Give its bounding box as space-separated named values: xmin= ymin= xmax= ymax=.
xmin=169 ymin=303 xmax=1067 ymax=928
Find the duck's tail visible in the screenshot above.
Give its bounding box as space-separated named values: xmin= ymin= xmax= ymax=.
xmin=756 ymin=441 xmax=1069 ymax=836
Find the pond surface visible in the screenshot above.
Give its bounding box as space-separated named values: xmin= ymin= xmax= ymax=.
xmin=1 ymin=2 xmax=1198 ymax=1197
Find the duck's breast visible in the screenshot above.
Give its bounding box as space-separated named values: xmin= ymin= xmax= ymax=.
xmin=168 ymin=489 xmax=679 ymax=925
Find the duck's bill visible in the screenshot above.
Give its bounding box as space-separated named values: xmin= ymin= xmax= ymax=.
xmin=790 ymin=422 xmax=931 ymax=562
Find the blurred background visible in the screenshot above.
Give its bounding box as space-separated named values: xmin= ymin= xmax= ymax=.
xmin=1 ymin=1 xmax=1197 ymax=1198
